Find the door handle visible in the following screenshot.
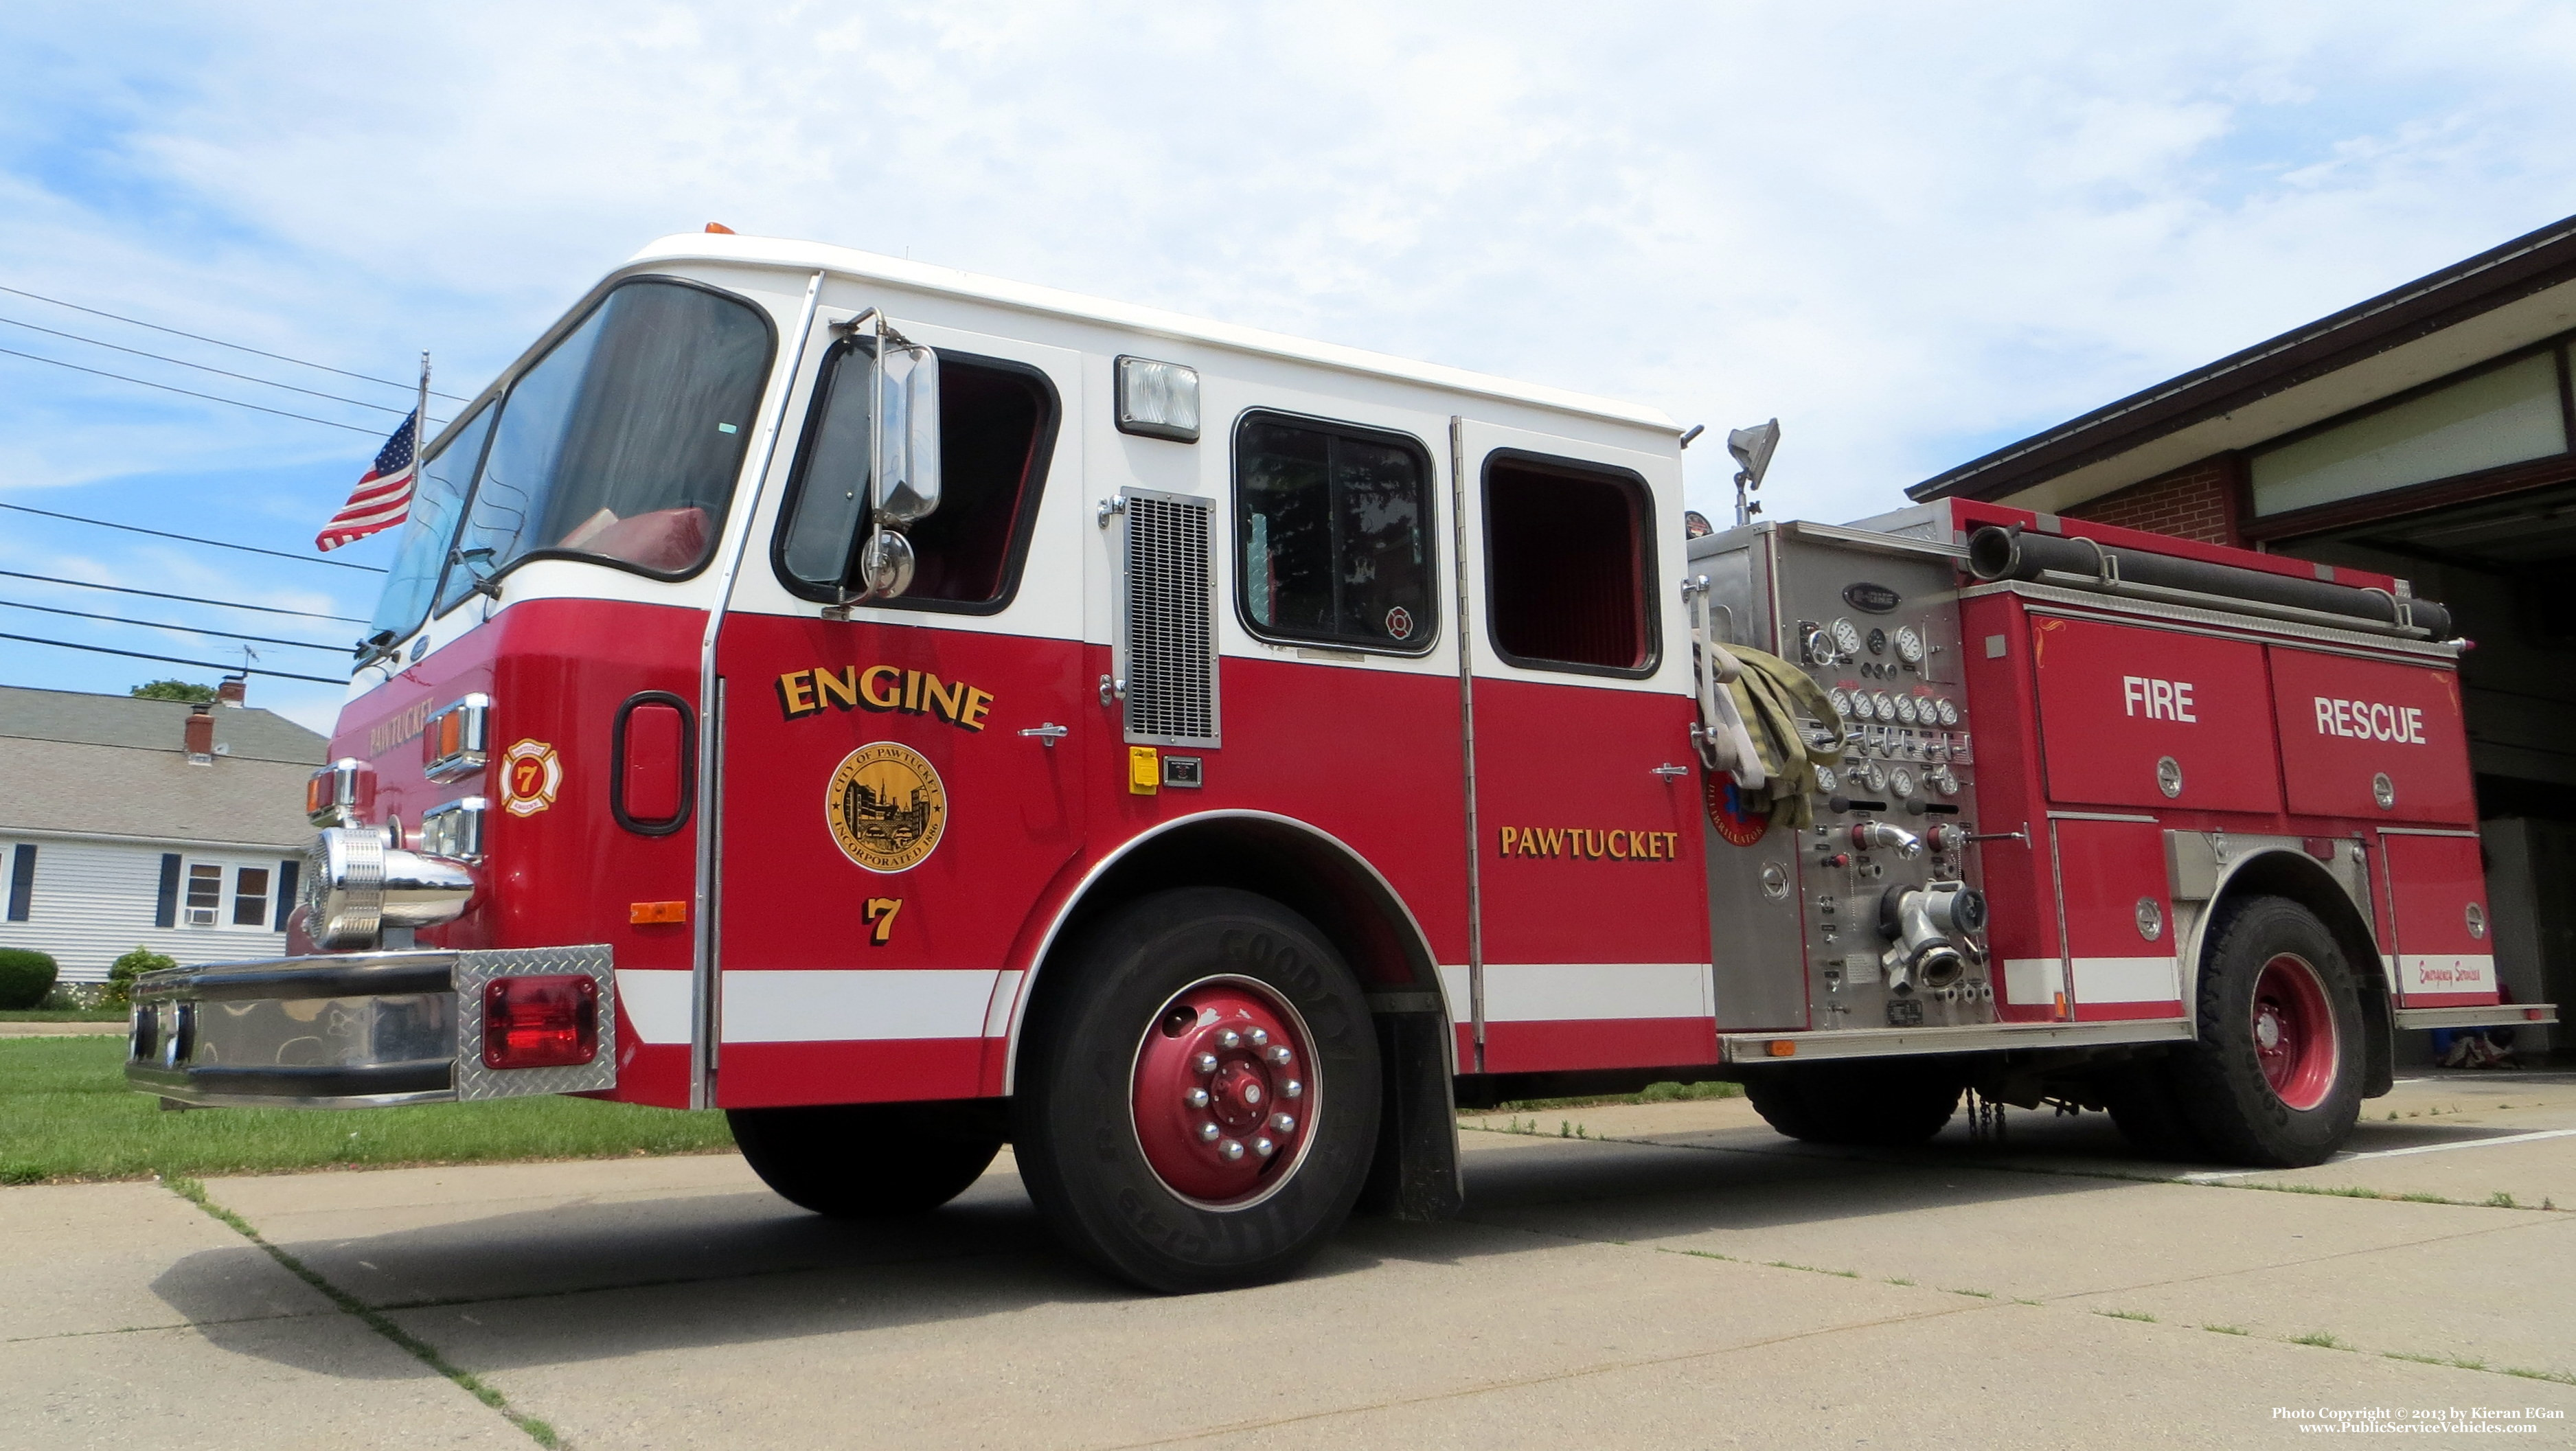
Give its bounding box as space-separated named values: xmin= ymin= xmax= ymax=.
xmin=1020 ymin=723 xmax=1071 ymax=749
xmin=1651 ymin=762 xmax=1691 ymax=780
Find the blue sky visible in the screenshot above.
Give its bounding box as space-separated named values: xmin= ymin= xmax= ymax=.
xmin=4 ymin=2 xmax=2575 ymax=731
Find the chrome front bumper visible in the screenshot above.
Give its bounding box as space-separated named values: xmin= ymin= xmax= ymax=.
xmin=125 ymin=946 xmax=616 ymax=1109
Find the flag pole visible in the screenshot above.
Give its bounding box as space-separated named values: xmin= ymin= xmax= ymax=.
xmin=415 ymin=351 xmax=431 ymax=461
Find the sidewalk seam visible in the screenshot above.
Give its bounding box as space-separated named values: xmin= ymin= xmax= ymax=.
xmin=158 ymin=1173 xmax=563 ymax=1450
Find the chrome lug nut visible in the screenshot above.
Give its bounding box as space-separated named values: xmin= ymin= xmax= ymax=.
xmin=1270 ymin=1112 xmax=1296 ymax=1134
xmin=1219 ymin=1139 xmax=1245 ymax=1161
xmin=1249 ymin=1027 xmax=1269 ymax=1047
xmin=1192 ymin=1051 xmax=1219 ymax=1074
xmin=1184 ymin=1087 xmax=1211 ymax=1108
xmin=1198 ymin=1121 xmax=1222 ymax=1142
xmin=1253 ymin=1137 xmax=1276 ymax=1158
xmin=1215 ymin=1028 xmax=1242 ymax=1049
xmin=1281 ymin=1078 xmax=1303 ymax=1099
xmin=1264 ymin=1044 xmax=1292 ymax=1066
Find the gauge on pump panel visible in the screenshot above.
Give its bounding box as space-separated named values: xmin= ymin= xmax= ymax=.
xmin=1814 ymin=764 xmax=1839 ymax=795
xmin=1935 ymin=698 xmax=1960 ymax=727
xmin=1893 ymin=695 xmax=1919 ymax=726
xmin=1865 ymin=627 xmax=1888 ymax=656
xmin=1893 ymin=626 xmax=1924 ymax=664
xmin=1827 ymin=687 xmax=1853 ymax=719
xmin=1889 ymin=766 xmax=1917 ymax=798
xmin=1830 ymin=618 xmax=1863 ymax=657
xmin=1928 ymin=765 xmax=1959 ymax=797
xmin=1860 ymin=760 xmax=1889 ymax=793
xmin=1871 ymin=692 xmax=1897 ymax=723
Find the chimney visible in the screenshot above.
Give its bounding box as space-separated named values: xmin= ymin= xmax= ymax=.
xmin=184 ymin=703 xmax=216 ymax=765
xmin=217 ymin=674 xmax=247 ymax=707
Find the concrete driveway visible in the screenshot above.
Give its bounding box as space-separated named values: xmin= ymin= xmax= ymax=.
xmin=6 ymin=1072 xmax=2571 ymax=1449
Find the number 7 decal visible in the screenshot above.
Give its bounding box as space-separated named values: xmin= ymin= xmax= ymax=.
xmin=865 ymin=898 xmax=903 ymax=946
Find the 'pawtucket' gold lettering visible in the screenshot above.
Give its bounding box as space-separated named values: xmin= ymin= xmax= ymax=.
xmin=1496 ymin=826 xmax=1682 ymax=862
xmin=777 ymin=665 xmax=993 ymax=732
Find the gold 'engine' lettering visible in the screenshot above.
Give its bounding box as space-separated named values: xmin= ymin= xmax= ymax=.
xmin=777 ymin=663 xmax=994 ymax=732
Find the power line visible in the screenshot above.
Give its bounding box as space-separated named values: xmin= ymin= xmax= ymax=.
xmin=0 ymin=630 xmax=346 ymax=685
xmin=0 ymin=501 xmax=388 ymax=573
xmin=0 ymin=345 xmax=387 ymax=436
xmin=0 ymin=283 xmax=473 ymax=402
xmin=0 ymin=569 xmax=367 ymax=624
xmin=0 ymin=597 xmax=350 ymax=652
xmin=0 ymin=314 xmax=419 ymax=418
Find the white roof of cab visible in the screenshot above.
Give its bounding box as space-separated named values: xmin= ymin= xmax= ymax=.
xmin=625 ymin=233 xmax=1679 ymax=433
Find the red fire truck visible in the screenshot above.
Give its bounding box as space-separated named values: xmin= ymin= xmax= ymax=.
xmin=128 ymin=231 xmax=2554 ymax=1292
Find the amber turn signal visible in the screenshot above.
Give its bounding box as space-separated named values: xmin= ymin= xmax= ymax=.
xmin=1766 ymin=1039 xmax=1797 ymax=1058
xmin=630 ymin=900 xmax=688 ymax=925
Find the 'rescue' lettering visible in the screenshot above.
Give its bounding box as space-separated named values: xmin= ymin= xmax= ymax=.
xmin=1498 ymin=825 xmax=1683 ymax=862
xmin=2312 ymin=696 xmax=2426 ymax=744
xmin=2121 ymin=675 xmax=2196 ymax=722
xmin=777 ymin=665 xmax=994 ymax=731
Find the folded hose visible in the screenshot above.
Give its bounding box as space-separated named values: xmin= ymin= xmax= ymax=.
xmin=1709 ymin=643 xmax=1846 ymax=830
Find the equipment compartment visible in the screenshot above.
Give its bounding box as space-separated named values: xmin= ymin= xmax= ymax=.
xmin=2030 ymin=615 xmax=2282 ymax=813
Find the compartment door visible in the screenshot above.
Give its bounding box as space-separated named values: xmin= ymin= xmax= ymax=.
xmin=1455 ymin=418 xmax=1711 ymax=1073
xmin=2381 ymin=832 xmax=2498 ymax=1006
xmin=2269 ymin=649 xmax=2474 ymax=823
xmin=2031 ymin=616 xmax=2281 ymax=813
xmin=2052 ymin=817 xmax=2185 ymax=1021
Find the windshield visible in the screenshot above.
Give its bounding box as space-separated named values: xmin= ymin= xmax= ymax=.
xmin=363 ymin=403 xmax=494 ymax=646
xmin=435 ymin=278 xmax=773 ymax=614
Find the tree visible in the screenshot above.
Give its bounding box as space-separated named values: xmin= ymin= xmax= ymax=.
xmin=130 ymin=679 xmax=217 ymax=704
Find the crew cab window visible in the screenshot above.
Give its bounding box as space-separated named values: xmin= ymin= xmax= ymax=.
xmin=775 ymin=341 xmax=1059 ymax=610
xmin=438 ymin=279 xmax=773 ymax=613
xmin=1483 ymin=453 xmax=1656 ymax=674
xmin=1235 ymin=414 xmax=1435 ymax=652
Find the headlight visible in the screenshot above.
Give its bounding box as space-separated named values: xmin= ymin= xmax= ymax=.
xmin=303 ymin=826 xmax=475 ymax=949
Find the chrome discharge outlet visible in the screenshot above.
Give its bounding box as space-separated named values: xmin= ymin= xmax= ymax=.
xmin=1878 ymin=880 xmax=1987 ymax=994
xmin=1850 ymin=821 xmax=1924 ymax=860
xmin=304 ymin=826 xmax=476 ymax=950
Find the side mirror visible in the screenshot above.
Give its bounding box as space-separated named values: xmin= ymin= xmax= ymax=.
xmin=873 ymin=342 xmax=941 ymax=526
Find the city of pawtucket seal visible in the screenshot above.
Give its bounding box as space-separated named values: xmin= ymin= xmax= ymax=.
xmin=825 ymin=742 xmax=947 ymax=873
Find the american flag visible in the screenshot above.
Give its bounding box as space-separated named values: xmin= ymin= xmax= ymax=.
xmin=317 ymin=410 xmax=419 ymax=551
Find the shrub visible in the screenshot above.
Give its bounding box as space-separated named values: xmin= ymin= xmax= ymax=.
xmin=0 ymin=948 xmax=60 ymax=1009
xmin=104 ymin=947 xmax=177 ymax=1009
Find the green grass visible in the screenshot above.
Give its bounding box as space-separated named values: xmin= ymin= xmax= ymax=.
xmin=0 ymin=1036 xmax=736 ymax=1185
xmin=0 ymin=1009 xmax=128 ymax=1022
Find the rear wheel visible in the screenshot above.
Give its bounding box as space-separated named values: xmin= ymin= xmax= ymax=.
xmin=2166 ymin=896 xmax=2364 ymax=1167
xmin=1744 ymin=1060 xmax=1961 ymax=1146
xmin=1012 ymin=888 xmax=1381 ymax=1293
xmin=728 ymin=1101 xmax=1003 ymax=1217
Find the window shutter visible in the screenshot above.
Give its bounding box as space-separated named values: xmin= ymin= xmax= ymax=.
xmin=5 ymin=844 xmax=33 ymax=922
xmin=275 ymin=858 xmax=301 ymax=931
xmin=155 ymin=853 xmax=182 ymax=928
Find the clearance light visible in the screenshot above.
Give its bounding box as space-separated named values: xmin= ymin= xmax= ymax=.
xmin=1115 ymin=356 xmax=1200 ymax=442
xmin=423 ymin=694 xmax=492 ymax=781
xmin=629 ymin=900 xmax=688 ymax=925
xmin=1766 ymin=1039 xmax=1797 ymax=1058
xmin=305 ymin=757 xmax=374 ymax=827
xmin=482 ymin=975 xmax=600 ymax=1070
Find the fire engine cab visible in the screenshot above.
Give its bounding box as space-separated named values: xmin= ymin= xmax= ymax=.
xmin=126 ymin=231 xmax=2555 ymax=1292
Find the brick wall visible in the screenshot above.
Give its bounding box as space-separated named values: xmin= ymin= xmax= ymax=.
xmin=2061 ymin=456 xmax=2241 ymax=545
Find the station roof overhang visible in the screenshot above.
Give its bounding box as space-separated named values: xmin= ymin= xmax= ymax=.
xmin=1908 ymin=212 xmax=2576 ymax=515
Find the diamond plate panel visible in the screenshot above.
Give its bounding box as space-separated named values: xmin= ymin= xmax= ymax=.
xmin=453 ymin=945 xmax=618 ymax=1101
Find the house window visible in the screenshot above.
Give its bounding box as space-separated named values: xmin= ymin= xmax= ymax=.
xmin=1234 ymin=413 xmax=1437 ymax=652
xmin=231 ymin=867 xmax=271 ymax=928
xmin=183 ymin=863 xmax=225 ymax=927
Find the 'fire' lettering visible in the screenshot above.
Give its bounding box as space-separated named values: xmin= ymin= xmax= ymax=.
xmin=2121 ymin=675 xmax=2197 ymax=722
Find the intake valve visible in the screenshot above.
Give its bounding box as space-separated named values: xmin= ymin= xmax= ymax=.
xmin=1878 ymin=880 xmax=1987 ymax=992
xmin=1849 ymin=821 xmax=1924 ymax=859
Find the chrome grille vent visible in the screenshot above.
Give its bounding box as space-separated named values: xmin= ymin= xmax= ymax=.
xmin=1122 ymin=490 xmax=1219 ymax=746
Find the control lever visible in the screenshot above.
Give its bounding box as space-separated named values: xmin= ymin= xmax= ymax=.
xmin=1924 ymin=823 xmax=1970 ymax=853
xmin=1850 ymin=821 xmax=1924 ymax=859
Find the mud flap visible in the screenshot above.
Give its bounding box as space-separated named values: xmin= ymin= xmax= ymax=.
xmin=1357 ymin=1005 xmax=1463 ymax=1221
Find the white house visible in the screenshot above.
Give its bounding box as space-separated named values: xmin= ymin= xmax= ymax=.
xmin=0 ymin=683 xmax=324 ymax=982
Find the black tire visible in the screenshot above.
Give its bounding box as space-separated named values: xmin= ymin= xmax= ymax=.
xmin=2095 ymin=1061 xmax=2209 ymax=1161
xmin=2166 ymin=896 xmax=2364 ymax=1168
xmin=1011 ymin=887 xmax=1382 ymax=1294
xmin=728 ymin=1101 xmax=1003 ymax=1217
xmin=1744 ymin=1060 xmax=1961 ymax=1146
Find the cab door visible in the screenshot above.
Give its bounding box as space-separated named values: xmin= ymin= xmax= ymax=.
xmin=709 ymin=308 xmax=1086 ymax=1108
xmin=1455 ymin=420 xmax=1711 ymax=1073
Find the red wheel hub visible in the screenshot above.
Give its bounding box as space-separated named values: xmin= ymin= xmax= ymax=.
xmin=2253 ymin=953 xmax=2337 ymax=1112
xmin=1131 ymin=978 xmax=1315 ymax=1206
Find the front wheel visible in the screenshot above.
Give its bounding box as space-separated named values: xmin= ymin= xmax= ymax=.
xmin=2165 ymin=896 xmax=2364 ymax=1167
xmin=1012 ymin=888 xmax=1382 ymax=1293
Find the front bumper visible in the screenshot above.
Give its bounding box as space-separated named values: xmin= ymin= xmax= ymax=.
xmin=125 ymin=946 xmax=617 ymax=1109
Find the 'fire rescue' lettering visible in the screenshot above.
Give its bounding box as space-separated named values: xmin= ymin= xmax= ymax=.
xmin=1498 ymin=826 xmax=1683 ymax=862
xmin=2312 ymin=696 xmax=2426 ymax=744
xmin=2121 ymin=675 xmax=2196 ymax=722
xmin=777 ymin=665 xmax=994 ymax=731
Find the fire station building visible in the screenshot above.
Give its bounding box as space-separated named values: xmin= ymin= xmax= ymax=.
xmin=1911 ymin=212 xmax=2576 ymax=1056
